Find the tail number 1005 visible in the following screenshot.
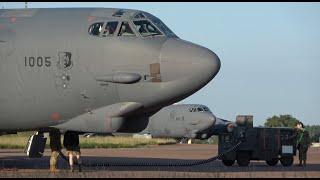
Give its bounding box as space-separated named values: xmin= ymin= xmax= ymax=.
xmin=24 ymin=56 xmax=51 ymax=67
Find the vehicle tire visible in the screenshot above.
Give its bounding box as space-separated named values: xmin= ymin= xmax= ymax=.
xmin=236 ymin=151 xmax=251 ymax=167
xmin=180 ymin=138 xmax=188 ymax=144
xmin=266 ymin=158 xmax=279 ymax=166
xmin=222 ymin=159 xmax=235 ymax=166
xmin=280 ymin=156 xmax=294 ymax=167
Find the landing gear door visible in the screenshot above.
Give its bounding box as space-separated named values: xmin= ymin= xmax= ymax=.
xmin=25 ymin=132 xmax=47 ymax=158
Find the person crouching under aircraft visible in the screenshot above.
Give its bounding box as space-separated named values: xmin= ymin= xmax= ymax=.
xmin=63 ymin=131 xmax=82 ymax=172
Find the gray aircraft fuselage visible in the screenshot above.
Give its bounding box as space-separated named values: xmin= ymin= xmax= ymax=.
xmin=0 ymin=8 xmax=220 ymax=133
xmin=141 ymin=104 xmax=235 ymax=140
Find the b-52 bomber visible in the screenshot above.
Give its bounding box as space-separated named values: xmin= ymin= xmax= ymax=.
xmin=82 ymin=104 xmax=235 ymax=143
xmin=137 ymin=104 xmax=235 ymax=142
xmin=0 ymin=8 xmax=220 ymax=143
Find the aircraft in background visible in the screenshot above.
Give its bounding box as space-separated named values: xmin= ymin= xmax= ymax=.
xmin=140 ymin=104 xmax=235 ymax=142
xmin=0 ymin=8 xmax=220 ymax=137
xmin=82 ymin=104 xmax=236 ymax=143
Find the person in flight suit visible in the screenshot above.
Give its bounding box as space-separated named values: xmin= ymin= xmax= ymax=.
xmin=295 ymin=121 xmax=311 ymax=167
xmin=63 ymin=131 xmax=82 ymax=172
xmin=49 ymin=128 xmax=62 ymax=173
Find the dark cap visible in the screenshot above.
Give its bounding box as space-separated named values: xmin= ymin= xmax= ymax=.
xmin=296 ymin=121 xmax=305 ymax=128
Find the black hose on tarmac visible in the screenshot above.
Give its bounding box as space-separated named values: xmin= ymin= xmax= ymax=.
xmin=58 ymin=140 xmax=242 ymax=167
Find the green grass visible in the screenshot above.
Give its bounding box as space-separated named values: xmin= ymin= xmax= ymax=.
xmin=79 ymin=136 xmax=176 ymax=148
xmin=0 ymin=132 xmax=176 ymax=149
xmin=0 ymin=135 xmax=30 ymax=149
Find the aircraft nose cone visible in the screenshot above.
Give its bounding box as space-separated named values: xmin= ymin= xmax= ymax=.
xmin=205 ymin=114 xmax=217 ymax=129
xmin=197 ymin=113 xmax=216 ymax=132
xmin=160 ymin=39 xmax=221 ymax=84
xmin=209 ymin=114 xmax=217 ymax=125
xmin=145 ymin=39 xmax=221 ymax=108
xmin=200 ymin=48 xmax=221 ymax=82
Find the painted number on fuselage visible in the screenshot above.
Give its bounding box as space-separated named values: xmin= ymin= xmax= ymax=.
xmin=24 ymin=56 xmax=51 ymax=67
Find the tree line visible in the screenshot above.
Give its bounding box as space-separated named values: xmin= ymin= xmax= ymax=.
xmin=264 ymin=114 xmax=320 ymax=142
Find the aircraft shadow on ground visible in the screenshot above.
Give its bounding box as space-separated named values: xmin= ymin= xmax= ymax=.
xmin=0 ymin=156 xmax=319 ymax=173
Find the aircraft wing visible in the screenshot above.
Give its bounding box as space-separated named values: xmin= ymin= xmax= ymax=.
xmin=53 ymin=102 xmax=145 ymax=133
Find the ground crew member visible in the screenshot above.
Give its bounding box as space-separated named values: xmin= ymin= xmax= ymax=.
xmin=295 ymin=121 xmax=311 ymax=167
xmin=63 ymin=131 xmax=82 ymax=172
xmin=49 ymin=128 xmax=62 ymax=173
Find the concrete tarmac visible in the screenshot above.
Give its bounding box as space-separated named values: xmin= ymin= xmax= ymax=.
xmin=0 ymin=144 xmax=319 ymax=178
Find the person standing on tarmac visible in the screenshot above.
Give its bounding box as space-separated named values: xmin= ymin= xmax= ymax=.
xmin=63 ymin=131 xmax=82 ymax=172
xmin=49 ymin=128 xmax=62 ymax=173
xmin=295 ymin=121 xmax=311 ymax=167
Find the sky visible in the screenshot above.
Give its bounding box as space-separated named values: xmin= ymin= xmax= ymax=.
xmin=2 ymin=2 xmax=320 ymax=126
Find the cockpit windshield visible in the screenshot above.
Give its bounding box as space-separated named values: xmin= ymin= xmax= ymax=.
xmin=133 ymin=20 xmax=162 ymax=37
xmin=133 ymin=12 xmax=178 ymax=38
xmin=189 ymin=106 xmax=211 ymax=113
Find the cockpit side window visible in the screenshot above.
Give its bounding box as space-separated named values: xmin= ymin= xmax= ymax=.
xmin=88 ymin=22 xmax=104 ymax=36
xmin=197 ymin=107 xmax=204 ymax=112
xmin=118 ymin=22 xmax=135 ymax=36
xmin=133 ymin=20 xmax=163 ymax=37
xmin=203 ymin=107 xmax=210 ymax=112
xmin=102 ymin=21 xmax=119 ymax=37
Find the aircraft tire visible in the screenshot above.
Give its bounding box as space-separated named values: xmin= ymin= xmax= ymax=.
xmin=266 ymin=158 xmax=279 ymax=166
xmin=236 ymin=151 xmax=250 ymax=167
xmin=280 ymin=156 xmax=294 ymax=167
xmin=222 ymin=159 xmax=235 ymax=166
